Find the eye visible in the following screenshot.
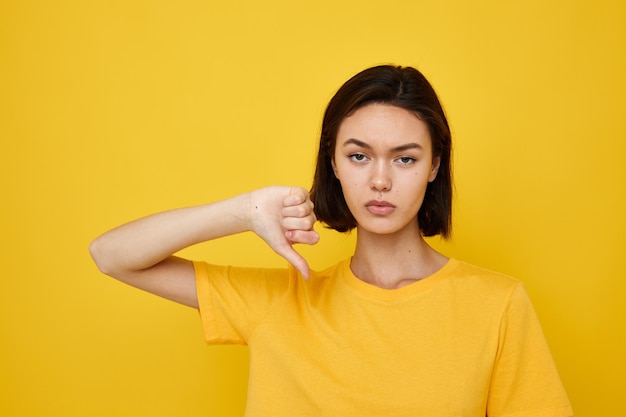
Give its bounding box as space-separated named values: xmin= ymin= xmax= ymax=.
xmin=396 ymin=156 xmax=416 ymax=165
xmin=349 ymin=153 xmax=368 ymax=162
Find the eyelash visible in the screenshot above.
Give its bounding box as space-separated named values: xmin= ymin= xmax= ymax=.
xmin=349 ymin=153 xmax=368 ymax=162
xmin=348 ymin=153 xmax=416 ymax=166
xmin=397 ymin=156 xmax=416 ymax=165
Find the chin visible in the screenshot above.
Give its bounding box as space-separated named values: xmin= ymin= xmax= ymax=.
xmin=357 ymin=222 xmax=408 ymax=236
xmin=356 ymin=216 xmax=421 ymax=237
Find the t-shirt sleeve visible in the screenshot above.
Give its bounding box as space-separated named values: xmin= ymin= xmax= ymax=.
xmin=487 ymin=283 xmax=573 ymax=417
xmin=193 ymin=261 xmax=291 ymax=345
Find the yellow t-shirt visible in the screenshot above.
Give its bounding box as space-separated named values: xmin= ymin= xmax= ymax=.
xmin=194 ymin=258 xmax=572 ymax=417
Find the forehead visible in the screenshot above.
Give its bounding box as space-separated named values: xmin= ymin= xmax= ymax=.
xmin=336 ymin=103 xmax=431 ymax=149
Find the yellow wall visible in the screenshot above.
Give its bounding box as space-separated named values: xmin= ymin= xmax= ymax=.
xmin=1 ymin=1 xmax=624 ymax=415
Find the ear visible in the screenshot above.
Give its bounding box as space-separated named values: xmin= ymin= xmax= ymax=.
xmin=428 ymin=156 xmax=441 ymax=182
xmin=331 ymin=158 xmax=339 ymax=178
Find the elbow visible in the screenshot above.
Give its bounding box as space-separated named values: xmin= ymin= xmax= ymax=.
xmin=89 ymin=236 xmax=115 ymax=276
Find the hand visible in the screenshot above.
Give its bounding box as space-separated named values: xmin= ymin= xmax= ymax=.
xmin=247 ymin=186 xmax=320 ymax=278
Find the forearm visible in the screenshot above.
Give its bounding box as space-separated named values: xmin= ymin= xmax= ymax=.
xmin=90 ymin=186 xmax=319 ymax=295
xmin=90 ymin=193 xmax=251 ymax=276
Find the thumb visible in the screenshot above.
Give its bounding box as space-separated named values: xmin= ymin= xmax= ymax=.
xmin=273 ymin=242 xmax=311 ymax=279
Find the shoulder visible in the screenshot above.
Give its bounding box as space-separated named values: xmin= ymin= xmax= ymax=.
xmin=438 ymin=259 xmax=533 ymax=315
xmin=447 ymin=259 xmax=522 ymax=291
xmin=282 ymin=259 xmax=350 ymax=298
xmin=193 ymin=259 xmax=347 ymax=297
xmin=193 ymin=260 xmax=293 ymax=297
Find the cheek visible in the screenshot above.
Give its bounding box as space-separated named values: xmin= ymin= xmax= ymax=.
xmin=336 ymin=168 xmax=360 ymax=189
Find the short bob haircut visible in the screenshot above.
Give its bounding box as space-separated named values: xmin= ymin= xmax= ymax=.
xmin=311 ymin=65 xmax=452 ymax=238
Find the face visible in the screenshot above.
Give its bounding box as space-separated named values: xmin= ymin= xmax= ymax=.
xmin=332 ymin=103 xmax=440 ymax=236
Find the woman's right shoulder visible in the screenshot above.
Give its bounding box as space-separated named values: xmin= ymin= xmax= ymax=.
xmin=193 ymin=260 xmax=293 ymax=291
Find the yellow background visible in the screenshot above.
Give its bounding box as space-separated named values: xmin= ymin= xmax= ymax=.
xmin=1 ymin=1 xmax=624 ymax=416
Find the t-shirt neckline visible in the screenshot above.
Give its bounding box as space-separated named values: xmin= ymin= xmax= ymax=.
xmin=340 ymin=257 xmax=459 ymax=301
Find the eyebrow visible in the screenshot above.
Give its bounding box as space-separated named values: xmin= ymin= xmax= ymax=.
xmin=342 ymin=138 xmax=423 ymax=152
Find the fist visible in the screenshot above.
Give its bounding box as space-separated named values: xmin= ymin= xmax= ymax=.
xmin=248 ymin=186 xmax=319 ymax=278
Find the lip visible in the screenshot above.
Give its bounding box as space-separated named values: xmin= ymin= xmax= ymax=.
xmin=365 ymin=200 xmax=396 ymax=215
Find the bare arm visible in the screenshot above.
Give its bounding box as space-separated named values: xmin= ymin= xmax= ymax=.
xmin=89 ymin=187 xmax=319 ymax=308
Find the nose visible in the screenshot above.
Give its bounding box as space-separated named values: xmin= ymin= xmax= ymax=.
xmin=370 ymin=161 xmax=391 ymax=192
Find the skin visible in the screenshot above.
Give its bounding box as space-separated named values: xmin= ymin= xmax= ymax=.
xmin=89 ymin=187 xmax=319 ymax=308
xmin=333 ymin=103 xmax=447 ymax=289
xmin=89 ymin=103 xmax=447 ymax=307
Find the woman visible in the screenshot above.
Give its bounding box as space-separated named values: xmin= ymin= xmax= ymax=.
xmin=90 ymin=65 xmax=572 ymax=416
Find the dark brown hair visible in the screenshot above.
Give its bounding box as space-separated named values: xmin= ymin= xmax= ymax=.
xmin=310 ymin=65 xmax=452 ymax=238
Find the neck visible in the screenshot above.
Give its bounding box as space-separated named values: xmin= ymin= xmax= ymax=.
xmin=351 ymin=226 xmax=447 ymax=289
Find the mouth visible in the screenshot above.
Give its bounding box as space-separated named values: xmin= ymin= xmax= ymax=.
xmin=365 ymin=200 xmax=396 ymax=215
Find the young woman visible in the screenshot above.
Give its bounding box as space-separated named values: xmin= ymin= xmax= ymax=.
xmin=90 ymin=65 xmax=572 ymax=416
